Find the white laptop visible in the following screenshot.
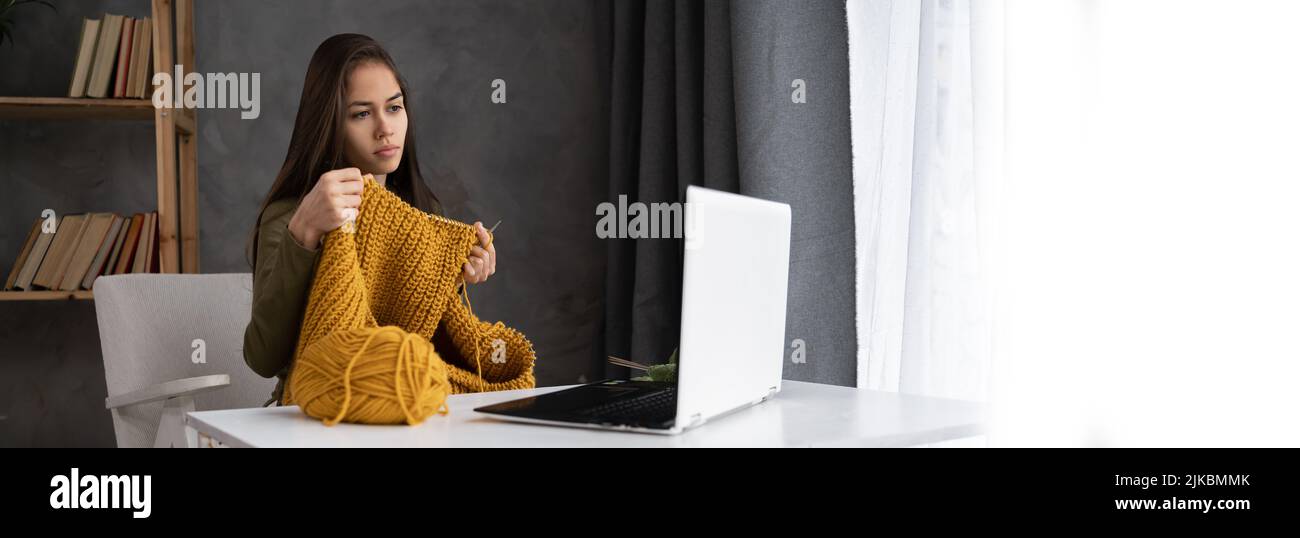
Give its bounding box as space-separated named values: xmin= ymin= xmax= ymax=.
xmin=474 ymin=186 xmax=792 ymax=434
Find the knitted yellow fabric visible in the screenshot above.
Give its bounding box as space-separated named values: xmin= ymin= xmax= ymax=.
xmin=286 ymin=175 xmax=536 ymax=425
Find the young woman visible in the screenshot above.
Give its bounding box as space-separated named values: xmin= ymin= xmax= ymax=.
xmin=243 ymin=34 xmax=496 ymax=406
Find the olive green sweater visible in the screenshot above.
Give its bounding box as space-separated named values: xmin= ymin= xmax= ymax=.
xmin=243 ymin=198 xmax=321 ymax=406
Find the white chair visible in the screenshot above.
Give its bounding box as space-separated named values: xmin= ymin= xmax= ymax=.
xmin=92 ymin=273 xmax=275 ymax=447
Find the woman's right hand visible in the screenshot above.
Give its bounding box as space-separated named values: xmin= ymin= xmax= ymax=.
xmin=287 ymin=167 xmax=365 ymax=251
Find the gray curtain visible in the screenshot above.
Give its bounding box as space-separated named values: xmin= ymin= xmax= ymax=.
xmin=601 ymin=0 xmax=857 ymax=386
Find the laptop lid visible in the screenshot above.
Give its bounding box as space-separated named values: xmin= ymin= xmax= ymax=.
xmin=674 ymin=186 xmax=792 ymax=430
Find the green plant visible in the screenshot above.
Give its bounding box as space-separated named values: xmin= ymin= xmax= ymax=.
xmin=631 ymin=347 xmax=677 ymax=383
xmin=608 ymin=347 xmax=678 ymax=383
xmin=0 ymin=0 xmax=56 ymax=48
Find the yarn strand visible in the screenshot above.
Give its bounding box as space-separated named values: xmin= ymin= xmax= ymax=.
xmin=460 ymin=282 xmax=486 ymax=392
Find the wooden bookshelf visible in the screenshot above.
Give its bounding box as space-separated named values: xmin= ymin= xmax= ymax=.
xmin=0 ymin=97 xmax=194 ymax=133
xmin=0 ymin=97 xmax=152 ymax=120
xmin=0 ymin=290 xmax=94 ymax=301
xmin=0 ymin=0 xmax=198 ymax=302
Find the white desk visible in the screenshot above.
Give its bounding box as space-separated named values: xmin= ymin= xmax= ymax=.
xmin=185 ymin=380 xmax=984 ymax=447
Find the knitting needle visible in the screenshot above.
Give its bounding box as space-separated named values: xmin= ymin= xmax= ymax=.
xmin=479 ymin=219 xmax=501 ymax=249
xmin=607 ymin=355 xmax=650 ymax=371
xmin=462 ymin=220 xmax=501 ymax=285
xmin=610 ymin=360 xmax=649 ymax=372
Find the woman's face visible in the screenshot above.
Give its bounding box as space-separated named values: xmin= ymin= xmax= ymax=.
xmin=342 ymin=62 xmax=407 ymax=178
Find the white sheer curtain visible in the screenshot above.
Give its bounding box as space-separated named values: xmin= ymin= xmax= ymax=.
xmin=994 ymin=0 xmax=1300 ymax=446
xmin=848 ymin=0 xmax=1002 ymax=403
xmin=851 ymin=0 xmax=1300 ymax=445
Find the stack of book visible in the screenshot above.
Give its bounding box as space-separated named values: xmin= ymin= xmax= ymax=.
xmin=68 ymin=14 xmax=153 ymax=99
xmin=2 ymin=212 xmax=161 ymax=292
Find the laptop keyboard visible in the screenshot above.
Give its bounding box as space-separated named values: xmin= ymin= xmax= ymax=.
xmin=575 ymin=387 xmax=677 ymax=422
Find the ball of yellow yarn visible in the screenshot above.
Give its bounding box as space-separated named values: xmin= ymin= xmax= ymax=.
xmin=289 ymin=326 xmax=451 ymax=426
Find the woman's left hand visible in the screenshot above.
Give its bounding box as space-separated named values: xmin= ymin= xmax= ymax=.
xmin=462 ymin=221 xmax=496 ymax=285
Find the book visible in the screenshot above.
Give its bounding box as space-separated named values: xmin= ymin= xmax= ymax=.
xmin=132 ymin=212 xmax=153 ymax=274
xmin=68 ymin=18 xmax=102 ymax=98
xmin=78 ymin=213 xmax=123 ymax=290
xmin=4 ymin=218 xmax=42 ymax=290
xmin=86 ymin=14 xmax=124 ymax=98
xmin=31 ymin=214 xmax=84 ymax=289
xmin=13 ymin=217 xmax=59 ymax=290
xmin=113 ymin=213 xmax=144 ymax=275
xmin=95 ymin=215 xmax=130 ymax=287
xmin=127 ymin=18 xmax=152 ymax=98
xmin=46 ymin=214 xmax=92 ymax=289
xmin=112 ymin=18 xmax=135 ymax=98
xmin=148 ymin=213 xmax=160 ymax=273
xmin=33 ymin=214 xmax=85 ymax=289
xmin=60 ymin=212 xmax=117 ymax=291
xmin=144 ymin=211 xmax=158 ymax=273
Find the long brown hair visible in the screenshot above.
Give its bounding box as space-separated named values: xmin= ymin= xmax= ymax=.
xmin=246 ymin=33 xmax=443 ymax=268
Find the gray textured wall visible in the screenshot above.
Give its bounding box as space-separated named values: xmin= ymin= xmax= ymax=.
xmin=0 ymin=0 xmax=608 ymax=446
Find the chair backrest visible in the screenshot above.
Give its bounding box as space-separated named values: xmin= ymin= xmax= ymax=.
xmin=93 ymin=273 xmax=273 ymax=447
